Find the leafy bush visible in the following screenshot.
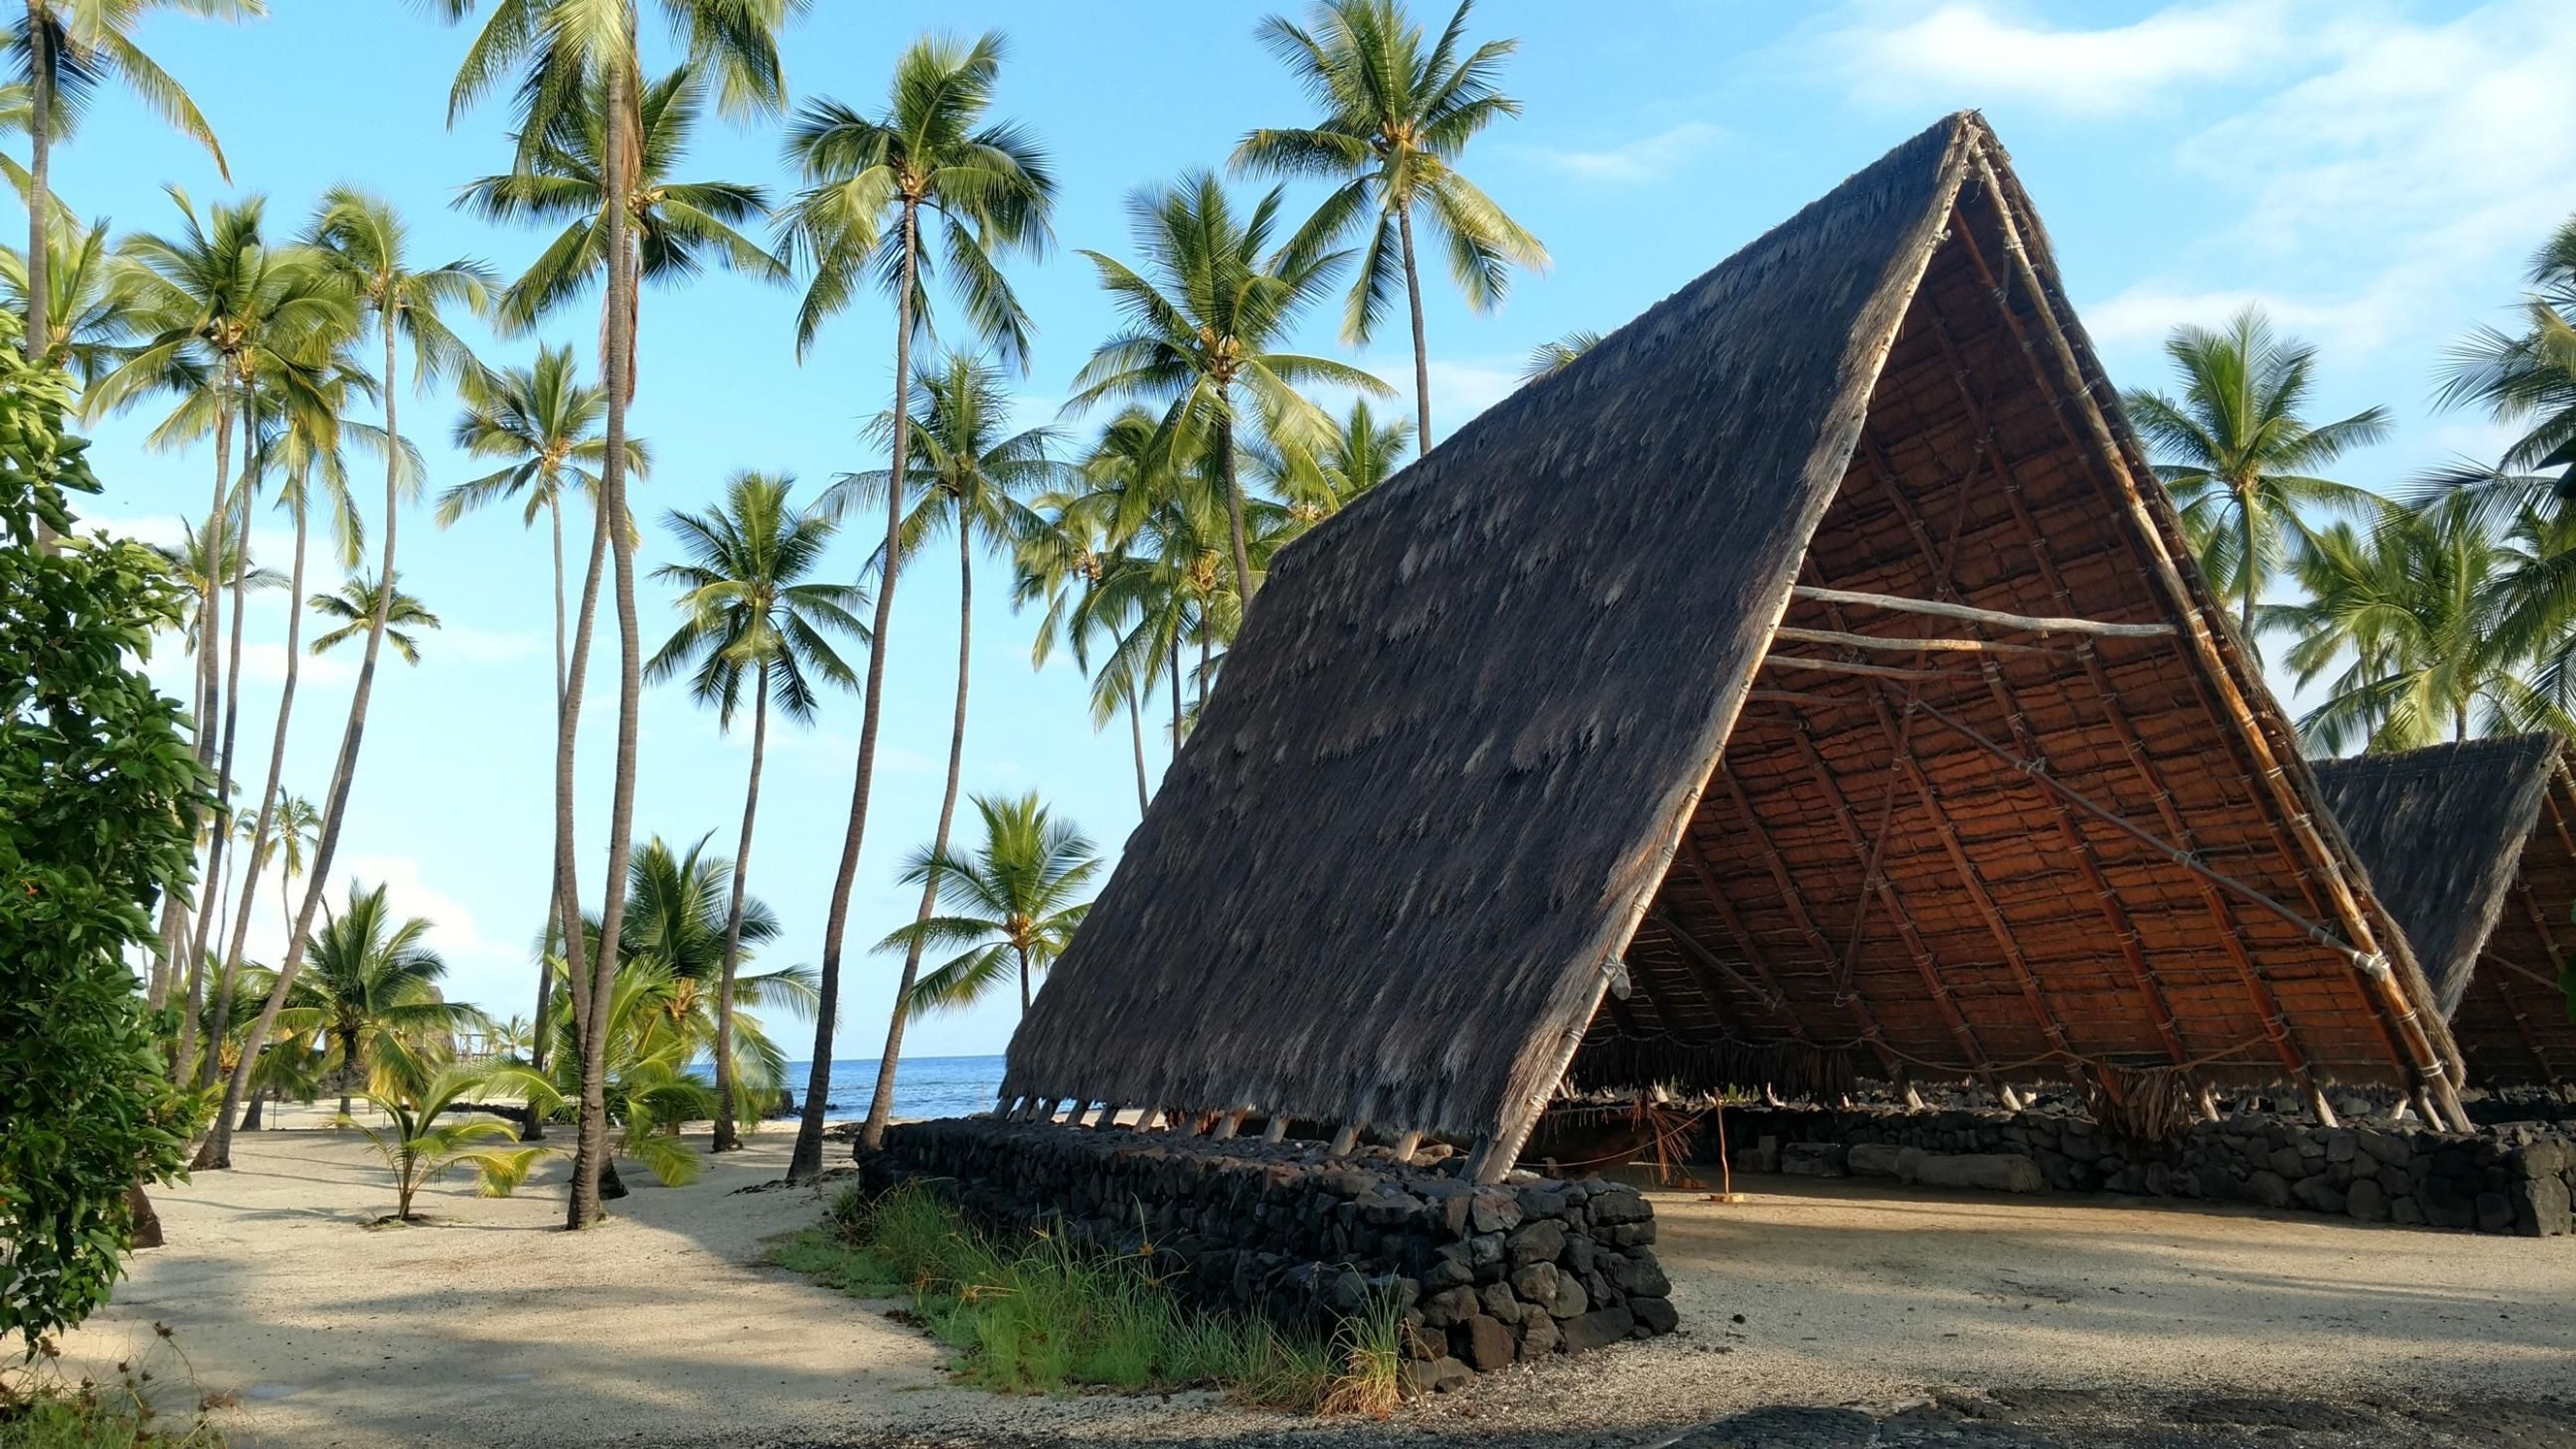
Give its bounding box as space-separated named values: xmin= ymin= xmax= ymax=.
xmin=0 ymin=353 xmax=208 ymax=1356
xmin=773 ymin=1183 xmax=1399 ymax=1413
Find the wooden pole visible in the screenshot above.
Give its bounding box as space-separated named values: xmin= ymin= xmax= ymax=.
xmin=1327 ymin=1124 xmax=1360 ymax=1156
xmin=1788 ymin=584 xmax=2176 ymax=639
xmin=1717 ymin=774 xmax=1916 ymax=1075
xmin=1262 ymin=1115 xmax=1289 ymax=1143
xmin=1390 ymin=1130 xmax=1422 ymax=1165
xmin=1772 ymin=624 xmax=2070 ymax=657
xmin=1212 ymin=1110 xmax=1245 ymax=1141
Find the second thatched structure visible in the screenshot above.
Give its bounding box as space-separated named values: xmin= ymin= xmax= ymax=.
xmin=2313 ymin=735 xmax=2576 ymax=1089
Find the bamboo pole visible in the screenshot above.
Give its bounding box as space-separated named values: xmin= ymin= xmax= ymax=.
xmin=1788 ymin=584 xmax=2175 ymax=639
xmin=1772 ymin=624 xmax=2070 ymax=657
xmin=1960 ymin=150 xmax=2467 ymax=1128
xmin=1715 ymin=773 xmax=1915 ymax=1076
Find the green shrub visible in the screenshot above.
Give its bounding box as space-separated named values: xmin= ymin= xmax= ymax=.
xmin=774 ymin=1183 xmax=1395 ymax=1412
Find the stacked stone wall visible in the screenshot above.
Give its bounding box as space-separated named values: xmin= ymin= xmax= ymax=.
xmin=1710 ymin=1106 xmax=2575 ymax=1235
xmin=859 ymin=1118 xmax=1678 ymax=1387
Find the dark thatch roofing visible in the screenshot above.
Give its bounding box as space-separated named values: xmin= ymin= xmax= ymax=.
xmin=2314 ymin=737 xmax=2576 ymax=1086
xmin=1003 ymin=113 xmax=2465 ymax=1148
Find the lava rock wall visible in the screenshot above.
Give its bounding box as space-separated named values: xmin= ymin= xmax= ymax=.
xmin=858 ymin=1118 xmax=1678 ymax=1385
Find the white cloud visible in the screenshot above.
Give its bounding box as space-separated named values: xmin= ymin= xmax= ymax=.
xmin=1828 ymin=0 xmax=2298 ymax=115
xmin=1529 ymin=121 xmax=1728 ymax=186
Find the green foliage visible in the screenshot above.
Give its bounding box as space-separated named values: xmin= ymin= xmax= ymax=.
xmin=339 ymin=1046 xmax=554 ymax=1223
xmin=0 ymin=352 xmax=207 ymax=1357
xmin=0 ymin=1335 xmax=227 ymax=1448
xmin=879 ymin=791 xmax=1100 ymax=1018
xmin=775 ymin=1184 xmax=1398 ymax=1411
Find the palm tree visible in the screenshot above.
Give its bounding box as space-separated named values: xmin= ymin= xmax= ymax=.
xmin=205 ymin=190 xmax=487 ymax=1173
xmin=340 ymin=1055 xmax=551 ymax=1223
xmin=158 ymin=515 xmax=284 ymax=654
xmin=440 ymin=341 xmax=645 ymax=1069
xmin=1267 ymin=395 xmax=1410 ymax=537
xmin=773 ymin=30 xmax=1055 ymax=1173
xmin=2268 ymin=505 xmax=2534 ymax=752
xmin=829 ymin=354 xmax=1066 ymax=1148
xmin=0 ymin=209 xmax=141 ymax=391
xmin=309 ymin=574 xmax=439 ymax=661
xmin=278 ymin=881 xmax=486 ymax=1116
xmin=1015 ymin=463 xmax=1154 ymax=814
xmin=1519 ymin=327 xmax=1600 ymax=384
xmin=1234 ymin=0 xmax=1545 ymax=449
xmin=260 ymin=792 xmax=319 ymax=944
xmin=645 ymin=472 xmax=865 ymax=1150
xmin=437 ymin=0 xmax=800 ymax=1229
xmin=1069 ymin=169 xmax=1387 ymax=605
xmin=103 ymin=189 xmax=350 ymax=1036
xmin=456 ymin=64 xmax=784 ymax=347
xmin=7 ymin=0 xmax=258 ymax=384
xmin=880 ymin=792 xmax=1099 ymax=1018
xmin=2426 ymin=215 xmax=2576 ymax=724
xmin=2122 ymin=307 xmax=2393 ymax=645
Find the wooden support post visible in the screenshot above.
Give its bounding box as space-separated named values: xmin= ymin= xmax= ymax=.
xmin=1212 ymin=1110 xmax=1245 ymax=1141
xmin=2410 ymin=1086 xmax=2440 ymax=1127
xmin=1998 ymin=1083 xmax=2024 ymax=1112
xmin=1093 ymin=1104 xmax=1125 ymax=1130
xmin=1263 ymin=1115 xmax=1289 ymax=1143
xmin=1462 ymin=1134 xmax=1498 ymax=1184
xmin=2302 ymin=1081 xmax=2341 ymax=1129
xmin=2198 ymin=1083 xmax=2222 ymax=1122
xmin=1951 ymin=160 xmax=2461 ymax=1115
xmin=2509 ymin=885 xmax=2571 ymax=1085
xmin=1173 ymin=1111 xmax=1201 ymax=1138
xmin=1328 ymin=1124 xmax=1360 ymax=1156
xmin=1137 ymin=1108 xmax=1164 ymax=1132
xmin=1065 ymin=1102 xmax=1093 ymax=1128
xmin=1390 ymin=1130 xmax=1422 ymax=1165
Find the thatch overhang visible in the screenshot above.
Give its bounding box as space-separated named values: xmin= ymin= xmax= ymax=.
xmin=2313 ymin=737 xmax=2576 ymax=1088
xmin=1003 ymin=112 xmax=2468 ymax=1172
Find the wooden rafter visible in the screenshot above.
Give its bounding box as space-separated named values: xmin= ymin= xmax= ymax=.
xmin=1790 ymin=584 xmax=2176 ymax=639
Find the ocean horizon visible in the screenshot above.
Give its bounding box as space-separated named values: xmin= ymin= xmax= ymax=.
xmin=768 ymin=1055 xmax=1006 ymax=1120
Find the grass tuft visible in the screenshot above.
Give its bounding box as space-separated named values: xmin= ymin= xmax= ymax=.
xmin=0 ymin=1336 xmax=226 ymax=1448
xmin=772 ymin=1183 xmax=1401 ymax=1413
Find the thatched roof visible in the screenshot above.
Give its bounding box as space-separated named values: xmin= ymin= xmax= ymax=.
xmin=2314 ymin=737 xmax=2575 ymax=1086
xmin=1003 ymin=113 xmax=2466 ymax=1161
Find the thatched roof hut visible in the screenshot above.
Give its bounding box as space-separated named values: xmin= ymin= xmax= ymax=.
xmin=1002 ymin=112 xmax=2468 ymax=1177
xmin=2313 ymin=736 xmax=2576 ymax=1088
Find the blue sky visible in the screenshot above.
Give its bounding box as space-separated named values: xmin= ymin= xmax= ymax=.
xmin=46 ymin=0 xmax=2576 ymax=1053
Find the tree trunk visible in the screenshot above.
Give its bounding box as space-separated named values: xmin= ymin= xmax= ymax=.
xmin=1018 ymin=945 xmax=1030 ymax=1016
xmin=551 ymin=468 xmax=612 ymax=1093
xmin=338 ymin=1025 xmax=359 ymax=1118
xmin=1127 ymin=687 xmax=1148 ymax=816
xmin=2238 ymin=484 xmax=2256 ymax=647
xmin=531 ymin=494 xmax=568 ymax=1081
xmin=792 ymin=200 xmax=920 ymax=1181
xmin=1216 ymin=407 xmax=1252 ymax=604
xmin=570 ymin=56 xmax=643 ymax=1231
xmin=174 ymin=375 xmax=237 ymax=1081
xmin=711 ymin=661 xmax=769 ymax=1153
xmin=1170 ymin=644 xmax=1182 ymax=745
xmin=125 ymin=1185 xmax=162 ymax=1252
xmin=203 ymin=288 xmax=408 ymax=1174
xmin=193 ymin=407 xmax=261 ymax=1089
xmin=1396 ymin=202 xmax=1432 ymax=451
xmin=862 ymin=510 xmax=973 ymax=1149
xmin=240 ymin=1086 xmax=264 ymax=1132
xmin=23 ymin=3 xmax=48 ymax=364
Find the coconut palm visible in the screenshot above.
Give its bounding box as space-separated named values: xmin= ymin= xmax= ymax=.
xmin=277 ymin=881 xmax=487 ymax=1116
xmin=588 ymin=835 xmax=816 ymax=1102
xmin=437 ymin=0 xmax=802 ymax=1228
xmin=1069 ymin=169 xmax=1387 ymax=605
xmin=2122 ymin=307 xmax=2393 ymax=645
xmin=773 ymin=30 xmax=1056 ymax=1173
xmin=441 ymin=343 xmax=647 ymax=1069
xmin=309 ymin=574 xmax=439 ymax=662
xmin=881 ymin=792 xmax=1099 ymax=1018
xmin=1234 ymin=0 xmax=1544 ymax=449
xmin=0 ymin=210 xmax=142 ymax=391
xmin=7 ymin=0 xmax=259 ymax=378
xmin=1015 ymin=456 xmax=1156 ymax=814
xmin=1519 ymin=327 xmax=1599 ymax=384
xmin=457 ymin=64 xmax=784 ymax=347
xmin=205 ymin=191 xmax=488 ymax=1172
xmin=645 ymin=473 xmax=865 ymax=1149
xmin=1267 ymin=394 xmax=1410 ymax=537
xmin=157 ymin=516 xmax=284 ymax=652
xmin=339 ymin=1051 xmax=552 ymax=1223
xmin=828 ymin=353 xmax=1068 ymax=1146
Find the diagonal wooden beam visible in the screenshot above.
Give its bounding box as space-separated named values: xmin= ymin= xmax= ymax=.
xmin=1790 ymin=584 xmax=2175 ymax=639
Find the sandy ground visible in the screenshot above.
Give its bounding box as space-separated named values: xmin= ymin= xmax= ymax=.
xmin=51 ymin=1121 xmax=2576 ymax=1449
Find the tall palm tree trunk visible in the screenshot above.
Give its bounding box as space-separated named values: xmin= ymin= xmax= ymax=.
xmin=1396 ymin=204 xmax=1432 ymax=451
xmin=173 ymin=378 xmax=237 ymax=1079
xmin=2239 ymin=485 xmax=2257 ymax=645
xmin=23 ymin=3 xmax=48 ymax=359
xmin=551 ymin=487 xmax=610 ymax=1075
xmin=1017 ymin=945 xmax=1030 ymax=1016
xmin=203 ymin=305 xmax=407 ymax=1171
xmin=710 ymin=659 xmax=769 ymax=1152
xmin=190 ymin=421 xmax=259 ymax=1088
xmin=530 ymin=494 xmax=570 ymax=1081
xmin=570 ymin=57 xmax=642 ymax=1230
xmin=1128 ymin=688 xmax=1148 ymax=815
xmin=1215 ymin=407 xmax=1252 ymax=603
xmin=204 ymin=471 xmax=311 ymax=1116
xmin=793 ymin=202 xmax=920 ymax=1179
xmin=863 ymin=517 xmax=973 ymax=1148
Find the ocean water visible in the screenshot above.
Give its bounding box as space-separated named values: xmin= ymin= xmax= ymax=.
xmin=773 ymin=1055 xmax=1006 ymax=1120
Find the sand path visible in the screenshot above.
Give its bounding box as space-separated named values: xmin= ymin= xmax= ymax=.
xmin=53 ymin=1125 xmax=2576 ymax=1448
